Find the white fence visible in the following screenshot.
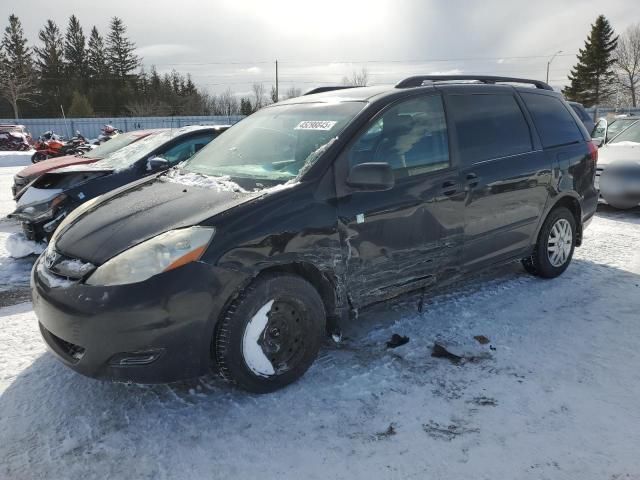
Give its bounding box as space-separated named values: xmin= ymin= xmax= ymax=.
xmin=585 ymin=107 xmax=640 ymax=119
xmin=0 ymin=115 xmax=244 ymax=139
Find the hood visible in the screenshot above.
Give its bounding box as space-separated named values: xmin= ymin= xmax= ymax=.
xmin=598 ymin=142 xmax=640 ymax=167
xmin=55 ymin=175 xmax=259 ymax=265
xmin=17 ymin=154 xmax=101 ymax=179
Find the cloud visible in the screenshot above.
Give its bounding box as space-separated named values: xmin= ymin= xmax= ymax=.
xmin=244 ymin=66 xmax=262 ymax=74
xmin=136 ymin=43 xmax=197 ymax=59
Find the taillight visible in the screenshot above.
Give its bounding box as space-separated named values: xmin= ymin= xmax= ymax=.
xmin=587 ymin=140 xmax=598 ymax=165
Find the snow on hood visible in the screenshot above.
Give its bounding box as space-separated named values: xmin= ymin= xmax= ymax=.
xmin=161 ymin=168 xmax=300 ymax=195
xmin=161 ymin=168 xmax=247 ymax=192
xmin=598 ymin=142 xmax=640 ymax=167
xmin=51 ymin=164 xmax=113 ymax=174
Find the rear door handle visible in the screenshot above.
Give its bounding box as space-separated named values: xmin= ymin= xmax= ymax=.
xmin=441 ymin=180 xmax=458 ymax=196
xmin=466 ymin=172 xmax=479 ymax=188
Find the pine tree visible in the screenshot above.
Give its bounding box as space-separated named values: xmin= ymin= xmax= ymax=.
xmin=0 ymin=14 xmax=35 ymax=118
xmin=564 ymin=15 xmax=618 ymax=107
xmin=64 ymin=15 xmax=86 ymax=78
xmin=240 ymin=97 xmax=253 ymax=116
xmin=87 ymin=26 xmax=108 ymax=79
xmin=184 ymin=74 xmax=196 ymax=96
xmin=106 ymin=17 xmax=139 ymax=79
xmin=33 ymin=20 xmax=65 ymax=115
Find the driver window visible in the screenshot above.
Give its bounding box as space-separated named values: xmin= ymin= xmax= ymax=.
xmin=348 ymin=95 xmax=450 ymax=178
xmin=159 ymin=133 xmax=215 ymax=165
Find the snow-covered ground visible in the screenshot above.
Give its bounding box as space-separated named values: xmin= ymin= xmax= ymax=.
xmin=1 ymin=151 xmax=640 ymax=478
xmin=0 ymin=152 xmax=37 ymax=297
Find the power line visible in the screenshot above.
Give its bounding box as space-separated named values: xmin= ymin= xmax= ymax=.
xmin=140 ymin=53 xmax=577 ymax=67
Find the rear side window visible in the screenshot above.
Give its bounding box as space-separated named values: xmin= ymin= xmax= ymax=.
xmin=570 ymin=104 xmax=590 ymax=122
xmin=521 ymin=93 xmax=583 ymax=148
xmin=448 ymin=94 xmax=532 ymax=165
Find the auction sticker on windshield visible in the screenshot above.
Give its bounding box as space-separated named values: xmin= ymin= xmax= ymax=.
xmin=294 ymin=121 xmax=337 ymax=131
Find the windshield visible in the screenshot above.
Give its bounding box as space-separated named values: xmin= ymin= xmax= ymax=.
xmin=608 ymin=119 xmax=639 ymax=140
xmin=83 ymin=131 xmax=151 ymax=159
xmin=90 ymin=130 xmax=174 ymax=170
xmin=183 ymin=102 xmax=365 ymax=183
xmin=609 ymin=121 xmax=640 ymax=144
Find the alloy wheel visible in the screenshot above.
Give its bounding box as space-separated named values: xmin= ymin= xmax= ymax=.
xmin=547 ymin=218 xmax=572 ymax=267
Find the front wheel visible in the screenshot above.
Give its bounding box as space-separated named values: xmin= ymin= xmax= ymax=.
xmin=31 ymin=152 xmax=48 ymax=163
xmin=214 ymin=273 xmax=326 ymax=393
xmin=522 ymin=207 xmax=576 ymax=278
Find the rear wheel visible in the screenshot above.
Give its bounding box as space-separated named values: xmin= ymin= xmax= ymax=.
xmin=522 ymin=207 xmax=576 ymax=278
xmin=214 ymin=273 xmax=326 ymax=393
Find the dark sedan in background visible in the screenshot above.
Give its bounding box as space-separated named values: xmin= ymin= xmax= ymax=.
xmin=12 ymin=129 xmax=161 ymax=199
xmin=11 ymin=125 xmax=228 ymax=241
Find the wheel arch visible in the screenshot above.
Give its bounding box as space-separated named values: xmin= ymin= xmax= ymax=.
xmin=257 ymin=262 xmax=340 ymax=332
xmin=537 ymin=194 xmax=583 ymax=247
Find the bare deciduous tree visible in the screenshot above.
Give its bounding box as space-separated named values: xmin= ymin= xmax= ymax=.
xmin=0 ymin=15 xmax=36 ymax=118
xmin=218 ymin=88 xmax=239 ymax=116
xmin=0 ymin=64 xmax=36 ymax=118
xmin=252 ymin=82 xmax=266 ymax=111
xmin=342 ymin=67 xmax=369 ymax=87
xmin=615 ymin=23 xmax=640 ymax=107
xmin=284 ymin=86 xmax=302 ymax=99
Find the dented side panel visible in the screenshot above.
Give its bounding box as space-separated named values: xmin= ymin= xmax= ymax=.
xmin=336 ymin=169 xmax=464 ymax=308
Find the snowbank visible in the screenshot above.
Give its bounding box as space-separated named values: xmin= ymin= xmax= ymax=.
xmin=4 ymin=232 xmax=45 ymax=258
xmin=0 ymin=151 xmax=33 ymax=168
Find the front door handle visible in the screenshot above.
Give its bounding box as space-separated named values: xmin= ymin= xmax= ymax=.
xmin=441 ymin=180 xmax=458 ymax=196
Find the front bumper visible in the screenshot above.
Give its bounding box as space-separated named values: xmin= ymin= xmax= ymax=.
xmin=598 ymin=164 xmax=640 ymax=207
xmin=32 ymin=255 xmax=249 ymax=383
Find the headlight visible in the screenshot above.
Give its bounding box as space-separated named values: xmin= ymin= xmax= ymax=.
xmin=85 ymin=227 xmax=215 ymax=286
xmin=18 ymin=193 xmax=66 ymax=221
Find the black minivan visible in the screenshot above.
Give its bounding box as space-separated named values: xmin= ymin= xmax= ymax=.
xmin=32 ymin=76 xmax=598 ymax=393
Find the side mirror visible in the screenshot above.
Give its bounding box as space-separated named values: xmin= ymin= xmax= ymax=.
xmin=592 ymin=138 xmax=604 ymax=148
xmin=346 ymin=162 xmax=394 ymax=191
xmin=147 ymin=156 xmax=169 ymax=171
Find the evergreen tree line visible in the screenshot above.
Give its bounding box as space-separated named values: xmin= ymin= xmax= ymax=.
xmin=0 ymin=14 xmax=294 ymax=119
xmin=563 ymin=15 xmax=640 ymax=108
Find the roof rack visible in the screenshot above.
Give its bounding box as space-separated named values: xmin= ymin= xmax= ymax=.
xmin=303 ymin=85 xmax=359 ymax=96
xmin=395 ymin=75 xmax=553 ymax=91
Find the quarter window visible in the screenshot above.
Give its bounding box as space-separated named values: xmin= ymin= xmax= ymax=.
xmin=520 ymin=92 xmax=584 ymax=148
xmin=448 ymin=93 xmax=533 ymax=165
xmin=349 ymin=95 xmax=450 ymax=178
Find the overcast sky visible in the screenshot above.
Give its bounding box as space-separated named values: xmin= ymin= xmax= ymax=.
xmin=3 ymin=0 xmax=636 ymax=96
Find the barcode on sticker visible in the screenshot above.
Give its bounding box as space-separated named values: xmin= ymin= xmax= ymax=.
xmin=294 ymin=121 xmax=337 ymax=131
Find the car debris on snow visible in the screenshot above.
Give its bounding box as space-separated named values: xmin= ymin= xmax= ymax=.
xmin=386 ymin=333 xmax=410 ymax=348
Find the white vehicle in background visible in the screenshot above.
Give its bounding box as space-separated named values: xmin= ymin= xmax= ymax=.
xmin=596 ymin=120 xmax=640 ymax=209
xmin=592 ymin=115 xmax=639 ymax=146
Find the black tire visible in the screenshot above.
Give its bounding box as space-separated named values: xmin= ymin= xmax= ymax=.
xmin=214 ymin=273 xmax=326 ymax=393
xmin=522 ymin=207 xmax=576 ymax=278
xmin=31 ymin=152 xmax=47 ymax=163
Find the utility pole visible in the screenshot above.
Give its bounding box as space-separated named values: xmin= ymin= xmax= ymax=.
xmin=275 ymin=59 xmax=279 ymax=103
xmin=546 ymin=50 xmax=562 ymax=84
